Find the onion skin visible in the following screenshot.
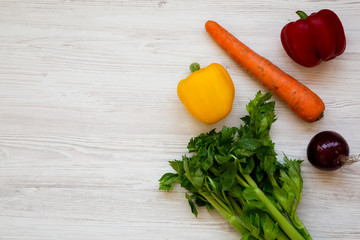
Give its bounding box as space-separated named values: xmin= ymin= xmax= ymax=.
xmin=307 ymin=131 xmax=349 ymax=171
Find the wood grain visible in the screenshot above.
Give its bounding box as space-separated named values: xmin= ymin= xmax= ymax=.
xmin=0 ymin=0 xmax=360 ymax=239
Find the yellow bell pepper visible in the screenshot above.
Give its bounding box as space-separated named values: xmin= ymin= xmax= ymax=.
xmin=177 ymin=63 xmax=235 ymax=124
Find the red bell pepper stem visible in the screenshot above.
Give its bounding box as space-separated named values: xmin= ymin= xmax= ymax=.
xmin=296 ymin=10 xmax=308 ymax=19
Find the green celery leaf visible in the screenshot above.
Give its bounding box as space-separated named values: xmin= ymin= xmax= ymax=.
xmin=187 ymin=129 xmax=216 ymax=153
xmin=219 ymin=160 xmax=238 ymax=190
xmin=263 ymin=155 xmax=277 ymax=175
xmin=185 ymin=193 xmax=198 ymax=217
xmin=283 ymin=155 xmax=303 ymax=204
xmin=255 ymin=166 xmax=264 ymax=183
xmin=240 ymin=187 xmax=268 ymax=213
xmin=261 ymin=177 xmax=273 ymax=195
xmin=159 ymin=173 xmax=179 ymax=191
xmin=241 ymin=115 xmax=251 ymax=125
xmin=228 ymin=185 xmax=244 ymax=198
xmin=233 ymin=148 xmax=255 ymax=158
xmin=207 ymin=176 xmax=222 ymax=192
xmin=214 ymin=154 xmax=232 ymax=164
xmin=245 ymin=91 xmax=276 ymax=140
xmin=259 ymin=91 xmax=273 ymax=103
xmin=195 ymin=195 xmax=207 ymax=207
xmin=242 ymin=187 xmax=258 ymax=201
xmin=180 ymin=176 xmax=196 ymax=193
xmin=273 ymin=184 xmax=292 ymax=214
xmin=236 ymin=138 xmax=261 ymax=151
xmin=246 ymin=200 xmax=267 ymax=212
xmin=216 ymin=144 xmax=232 ymax=156
xmin=197 ymin=147 xmax=207 ymax=157
xmin=256 ymin=145 xmax=275 ymax=156
xmin=201 ymin=145 xmax=214 ymax=171
xmin=261 ymin=213 xmax=279 ymax=240
xmin=241 ymin=232 xmax=257 ymax=240
xmin=240 ymin=211 xmax=261 ymax=239
xmin=191 ymin=168 xmax=204 ymax=189
xmin=183 ymin=155 xmax=190 ymax=174
xmin=276 ymin=155 xmax=303 ymax=215
xmin=205 ymin=202 xmax=214 ymax=211
xmin=220 ymin=126 xmax=237 ymax=143
xmin=270 ymin=155 xmax=312 ymax=239
xmin=169 ymin=160 xmax=185 ymax=176
xmin=242 ymin=157 xmax=255 ymax=175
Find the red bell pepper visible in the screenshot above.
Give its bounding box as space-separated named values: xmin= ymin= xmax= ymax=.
xmin=281 ymin=9 xmax=346 ymax=67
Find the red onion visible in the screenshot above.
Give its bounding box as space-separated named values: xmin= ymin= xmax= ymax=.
xmin=307 ymin=131 xmax=358 ymax=171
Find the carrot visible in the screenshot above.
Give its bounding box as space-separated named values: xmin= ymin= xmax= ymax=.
xmin=205 ymin=20 xmax=325 ymax=122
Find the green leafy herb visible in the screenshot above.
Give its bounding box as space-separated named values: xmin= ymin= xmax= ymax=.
xmin=159 ymin=91 xmax=312 ymax=240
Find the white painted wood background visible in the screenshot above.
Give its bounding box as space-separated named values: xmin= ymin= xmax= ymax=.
xmin=0 ymin=1 xmax=359 ymax=239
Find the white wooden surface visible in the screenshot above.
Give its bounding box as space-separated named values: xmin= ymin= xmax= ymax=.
xmin=0 ymin=1 xmax=359 ymax=239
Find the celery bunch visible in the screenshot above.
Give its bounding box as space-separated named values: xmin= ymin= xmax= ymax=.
xmin=159 ymin=91 xmax=311 ymax=240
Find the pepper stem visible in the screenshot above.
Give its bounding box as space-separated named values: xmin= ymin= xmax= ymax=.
xmin=189 ymin=62 xmax=200 ymax=73
xmin=296 ymin=10 xmax=308 ymax=19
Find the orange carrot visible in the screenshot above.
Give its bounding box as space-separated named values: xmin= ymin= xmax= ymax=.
xmin=205 ymin=20 xmax=325 ymax=122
